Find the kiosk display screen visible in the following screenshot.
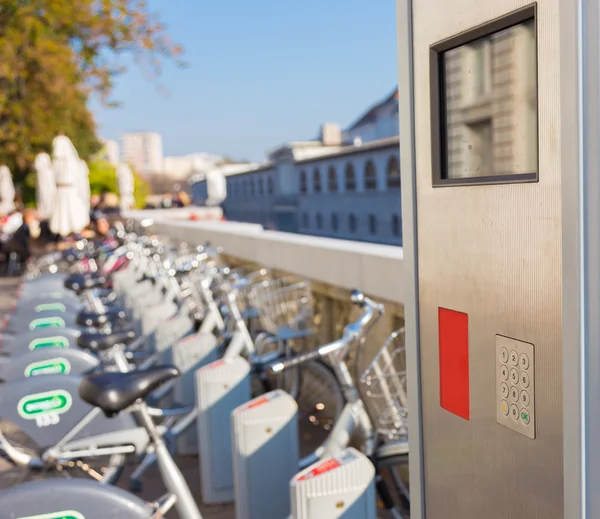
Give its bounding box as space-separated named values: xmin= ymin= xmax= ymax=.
xmin=430 ymin=5 xmax=538 ymax=186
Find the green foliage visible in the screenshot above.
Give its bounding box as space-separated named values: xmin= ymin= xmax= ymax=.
xmin=0 ymin=0 xmax=184 ymax=204
xmin=88 ymin=159 xmax=118 ymax=195
xmin=132 ymin=168 xmax=150 ymax=209
xmin=87 ymin=158 xmax=149 ymax=209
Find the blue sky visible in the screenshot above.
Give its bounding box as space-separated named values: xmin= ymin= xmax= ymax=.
xmin=90 ymin=1 xmax=398 ymax=162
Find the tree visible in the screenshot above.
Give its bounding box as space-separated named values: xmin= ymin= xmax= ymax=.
xmin=0 ymin=0 xmax=184 ymax=202
xmin=87 ymin=158 xmax=149 ymax=208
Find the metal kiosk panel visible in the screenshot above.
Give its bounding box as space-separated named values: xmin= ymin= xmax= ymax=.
xmin=394 ymin=0 xmax=590 ymax=517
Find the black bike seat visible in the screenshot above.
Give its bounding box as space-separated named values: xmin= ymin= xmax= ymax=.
xmin=77 ymin=326 xmax=137 ymax=351
xmin=79 ymin=366 xmax=180 ymax=416
xmin=76 ymin=306 xmax=126 ymax=327
xmin=64 ymin=274 xmax=107 ymax=294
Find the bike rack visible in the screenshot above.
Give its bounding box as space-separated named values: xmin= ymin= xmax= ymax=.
xmin=196 ymin=355 xmax=251 ymax=504
xmin=290 ymin=447 xmax=376 ymax=519
xmin=232 ymin=389 xmax=299 ymax=519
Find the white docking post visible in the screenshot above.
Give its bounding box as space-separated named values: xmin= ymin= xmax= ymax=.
xmin=290 ymin=448 xmax=376 ymax=519
xmin=232 ymin=389 xmax=299 ymax=519
xmin=196 ymin=356 xmax=251 ymax=504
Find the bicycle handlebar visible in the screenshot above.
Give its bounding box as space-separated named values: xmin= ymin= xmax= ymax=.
xmin=268 ymin=290 xmax=383 ymax=374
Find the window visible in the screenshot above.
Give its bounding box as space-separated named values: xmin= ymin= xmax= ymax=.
xmin=364 ymin=161 xmax=377 ymax=190
xmin=348 ymin=213 xmax=357 ymax=233
xmin=300 ymin=171 xmax=308 ymax=193
xmin=392 ymin=214 xmax=401 ymax=237
xmin=302 ymin=212 xmax=309 ymax=228
xmin=328 ymin=166 xmax=338 ymax=192
xmin=258 ymin=177 xmax=264 ymax=195
xmin=316 ymin=213 xmax=323 ymax=230
xmin=242 ymin=179 xmax=247 ymax=194
xmin=387 ymin=156 xmax=401 ymax=189
xmin=249 ymin=178 xmax=255 ymax=195
xmin=369 ymin=214 xmax=377 ymax=235
xmin=313 ymin=168 xmax=322 ymax=193
xmin=331 ymin=213 xmax=339 ymax=232
xmin=430 ymin=6 xmax=538 ymax=186
xmin=345 ymin=163 xmax=356 ymax=191
xmin=267 ymin=176 xmax=274 ymax=195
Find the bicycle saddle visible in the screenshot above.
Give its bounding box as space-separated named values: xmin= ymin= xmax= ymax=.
xmin=76 ymin=306 xmax=127 ymax=327
xmin=79 ymin=365 xmax=180 ymax=416
xmin=77 ymin=326 xmax=137 ymax=351
xmin=64 ymin=273 xmax=107 ymax=293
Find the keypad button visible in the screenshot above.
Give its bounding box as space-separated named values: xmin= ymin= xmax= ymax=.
xmin=510 ymin=404 xmax=519 ymax=421
xmin=520 ymin=371 xmax=530 ymax=389
xmin=520 ymin=408 xmax=531 ymax=425
xmin=510 ymin=368 xmax=519 ymax=385
xmin=509 ymin=386 xmax=519 ymax=403
xmin=520 ymin=353 xmax=530 ymax=370
xmin=520 ymin=390 xmax=530 ymax=407
xmin=500 ymin=382 xmax=509 ymax=398
xmin=500 ymin=400 xmax=509 ymax=416
xmin=509 ymin=350 xmax=519 ymax=366
xmin=499 ymin=348 xmax=509 ymax=363
xmin=500 ymin=365 xmax=509 ymax=381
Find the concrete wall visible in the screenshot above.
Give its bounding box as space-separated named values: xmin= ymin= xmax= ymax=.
xmin=126 ymin=209 xmax=404 ymax=305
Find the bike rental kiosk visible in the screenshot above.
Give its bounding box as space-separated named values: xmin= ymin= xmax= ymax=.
xmin=397 ymin=0 xmax=599 ymax=517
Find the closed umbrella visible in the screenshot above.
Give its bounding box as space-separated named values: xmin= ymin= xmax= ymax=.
xmin=77 ymin=159 xmax=91 ymax=210
xmin=0 ymin=165 xmax=16 ymax=216
xmin=49 ymin=134 xmax=90 ymax=236
xmin=34 ymin=153 xmax=56 ymax=220
xmin=117 ymin=163 xmax=135 ymax=212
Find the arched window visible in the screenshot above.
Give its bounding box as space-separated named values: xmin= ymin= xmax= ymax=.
xmin=369 ymin=214 xmax=377 ymax=235
xmin=316 ymin=213 xmax=323 ymax=229
xmin=313 ymin=168 xmax=322 ymax=193
xmin=328 ymin=166 xmax=338 ymax=192
xmin=345 ymin=163 xmax=356 ymax=191
xmin=349 ymin=213 xmax=357 ymax=233
xmin=387 ymin=156 xmax=401 ymax=189
xmin=392 ymin=214 xmax=401 ymax=237
xmin=258 ymin=177 xmax=264 ymax=195
xmin=300 ymin=171 xmax=308 ymax=194
xmin=364 ymin=161 xmax=377 ymax=190
xmin=302 ymin=212 xmax=309 ymax=228
xmin=267 ymin=176 xmax=274 ymax=195
xmin=331 ymin=213 xmax=339 ymax=232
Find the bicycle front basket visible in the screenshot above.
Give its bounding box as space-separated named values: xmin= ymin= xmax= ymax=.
xmin=359 ymin=328 xmax=408 ymax=442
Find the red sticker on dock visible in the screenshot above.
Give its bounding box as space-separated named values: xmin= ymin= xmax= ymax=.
xmin=297 ymin=458 xmax=340 ymax=481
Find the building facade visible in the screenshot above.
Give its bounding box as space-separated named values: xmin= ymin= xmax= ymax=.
xmin=120 ymin=132 xmax=164 ymax=176
xmin=190 ymin=89 xmax=403 ymax=245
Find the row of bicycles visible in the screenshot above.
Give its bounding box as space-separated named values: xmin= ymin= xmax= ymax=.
xmin=0 ymin=219 xmax=410 ymax=519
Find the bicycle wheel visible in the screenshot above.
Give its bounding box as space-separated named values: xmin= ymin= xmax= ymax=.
xmin=294 ymin=359 xmax=345 ymax=459
xmin=0 ymin=420 xmax=126 ymax=486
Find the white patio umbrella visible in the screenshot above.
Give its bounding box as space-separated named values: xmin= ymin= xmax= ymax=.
xmin=49 ymin=134 xmax=90 ymax=236
xmin=0 ymin=165 xmax=16 ymax=216
xmin=117 ymin=162 xmax=135 ymax=212
xmin=77 ymin=159 xmax=91 ymax=210
xmin=34 ymin=152 xmax=56 ymax=220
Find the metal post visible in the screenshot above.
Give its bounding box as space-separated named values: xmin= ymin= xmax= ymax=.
xmin=396 ymin=1 xmax=425 ymax=518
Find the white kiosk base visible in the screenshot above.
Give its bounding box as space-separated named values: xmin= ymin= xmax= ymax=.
xmin=196 ymin=356 xmax=251 ymax=504
xmin=291 ymin=448 xmax=376 ymax=519
xmin=232 ymin=389 xmax=299 ymax=519
xmin=172 ymin=332 xmax=219 ymax=454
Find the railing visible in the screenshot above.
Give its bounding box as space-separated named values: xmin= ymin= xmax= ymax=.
xmin=125 ymin=208 xmax=405 ymax=363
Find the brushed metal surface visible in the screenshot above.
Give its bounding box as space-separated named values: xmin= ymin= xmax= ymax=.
xmin=412 ymin=1 xmax=563 ymax=517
